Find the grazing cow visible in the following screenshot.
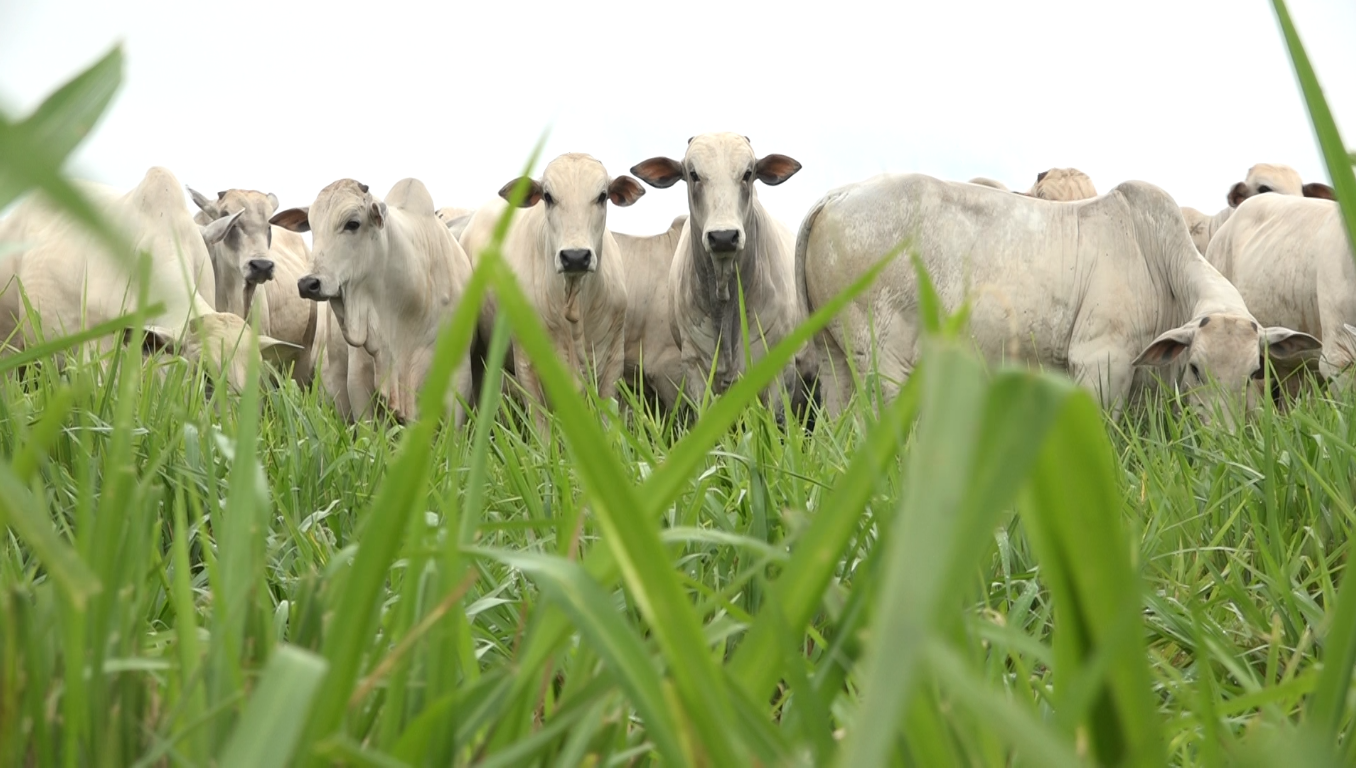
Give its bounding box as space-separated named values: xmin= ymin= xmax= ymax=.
xmin=0 ymin=167 xmax=296 ymax=391
xmin=1181 ymin=163 xmax=1336 ymax=255
xmin=630 ymin=133 xmax=807 ymax=412
xmin=457 ymin=153 xmax=644 ymax=414
xmin=967 ymin=177 xmax=1010 ymax=192
xmin=1028 ymin=168 xmax=1097 ymax=201
xmin=797 ymin=173 xmax=1320 ymax=426
xmin=614 ymin=215 xmax=688 ymax=410
xmin=188 ymin=187 xmax=322 ymax=386
xmin=271 ymin=178 xmax=475 ymax=424
xmin=1205 ymin=193 xmax=1354 ymax=382
xmin=437 ymin=206 xmax=475 ymax=240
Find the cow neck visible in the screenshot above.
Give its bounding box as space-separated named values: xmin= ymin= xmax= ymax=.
xmin=209 ymin=242 xmax=249 ymax=318
xmin=694 ymin=201 xmax=770 ymax=385
xmin=1160 ymin=226 xmax=1252 ymax=328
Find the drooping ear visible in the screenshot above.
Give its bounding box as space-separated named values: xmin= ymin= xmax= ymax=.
xmin=126 ymin=325 xmax=178 ymax=356
xmin=370 ymin=201 xmax=387 ymax=229
xmin=266 ymin=192 xmax=279 ymax=211
xmin=498 ymin=177 xmax=543 ymax=207
xmin=1262 ymin=326 xmax=1322 ymax=361
xmin=200 ymin=209 xmax=245 ymax=245
xmin=607 ymin=175 xmax=646 ymax=207
xmin=1303 ymin=182 xmax=1336 ymax=200
xmin=259 ymin=334 xmax=305 ymax=366
xmin=629 ymin=157 xmax=684 ymax=189
xmin=270 ymin=207 xmax=311 ymax=232
xmin=755 ymin=154 xmax=802 ymax=186
xmin=1132 ymin=325 xmax=1196 ymax=366
xmin=187 ymin=186 xmax=220 ymax=218
xmin=1227 ymin=181 xmax=1251 ymax=208
xmin=1036 ymin=170 xmax=1049 ymax=183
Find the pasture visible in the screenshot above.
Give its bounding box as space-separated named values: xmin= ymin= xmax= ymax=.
xmin=3 ymin=1 xmax=1356 ymax=766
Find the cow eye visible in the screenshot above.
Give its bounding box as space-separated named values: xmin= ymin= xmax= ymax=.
xmin=596 ymin=191 xmax=607 ymax=205
xmin=543 ymin=192 xmax=555 ymax=207
xmin=689 ymin=170 xmax=700 ymax=184
xmin=743 ymin=169 xmax=752 ymax=182
xmin=343 ymin=219 xmax=360 ymax=232
xmin=1189 ymin=363 xmax=1201 ymax=380
xmin=266 ymin=228 xmax=273 ymax=247
xmin=1251 ymin=365 xmax=1266 ymax=380
xmin=1258 ymin=185 xmax=1273 ymax=194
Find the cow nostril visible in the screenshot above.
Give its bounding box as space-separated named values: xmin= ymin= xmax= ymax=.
xmin=248 ymin=259 xmax=276 ymax=281
xmin=559 ymin=249 xmax=593 ymax=272
xmin=707 ymin=230 xmax=740 ymax=252
xmin=298 ymin=276 xmax=322 ymax=298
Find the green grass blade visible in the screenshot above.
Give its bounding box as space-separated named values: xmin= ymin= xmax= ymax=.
xmin=219 ymin=646 xmax=329 ymax=768
xmin=0 ymin=304 xmax=166 ymax=375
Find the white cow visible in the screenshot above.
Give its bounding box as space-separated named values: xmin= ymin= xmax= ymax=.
xmin=271 ymin=178 xmax=475 ymax=424
xmin=0 ymin=167 xmax=295 ymax=391
xmin=1028 ymin=168 xmax=1097 ymax=201
xmin=437 ymin=206 xmax=475 ymax=240
xmin=1181 ymin=163 xmax=1336 ymax=255
xmin=188 ymin=187 xmax=322 ymax=386
xmin=458 ymin=153 xmax=644 ymax=414
xmin=614 ymin=214 xmax=688 ymax=410
xmin=797 ymin=173 xmax=1320 ymax=425
xmin=1205 ymin=193 xmax=1354 ymax=382
xmin=630 ymin=133 xmax=808 ymax=412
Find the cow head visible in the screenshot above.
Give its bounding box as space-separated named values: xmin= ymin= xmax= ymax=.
xmin=1226 ymin=163 xmax=1305 ymax=208
xmin=1132 ymin=313 xmax=1319 ymax=427
xmin=1028 ymin=168 xmax=1097 ymax=201
xmin=189 ymin=188 xmax=279 ymax=319
xmin=498 ymin=153 xmax=644 ymax=276
xmin=272 ymin=179 xmax=383 ymax=302
xmin=135 ymin=312 xmax=300 ymax=394
xmin=631 ymin=132 xmax=801 ymax=267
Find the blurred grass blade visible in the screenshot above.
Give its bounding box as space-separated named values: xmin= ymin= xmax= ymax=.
xmin=0 ymin=303 xmax=165 ymax=375
xmin=1019 ymin=393 xmax=1163 ymax=767
xmin=219 ymin=646 xmax=329 ymax=768
xmin=0 ymin=464 xmax=101 ymax=609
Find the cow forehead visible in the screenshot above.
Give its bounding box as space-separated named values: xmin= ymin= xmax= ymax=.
xmin=311 ymin=179 xmax=371 ymax=228
xmin=218 ymin=190 xmax=273 ymax=222
xmin=542 ymin=153 xmax=609 ymax=195
xmin=685 ymin=133 xmax=755 ymax=169
xmin=1244 ymin=164 xmax=1302 ymax=193
xmin=1195 ymin=315 xmax=1260 ymax=357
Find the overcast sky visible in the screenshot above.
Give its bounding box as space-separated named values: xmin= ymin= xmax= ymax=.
xmin=2 ymin=1 xmax=1353 ymax=236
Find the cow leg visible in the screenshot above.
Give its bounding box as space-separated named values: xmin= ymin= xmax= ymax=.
xmin=514 ymin=347 xmax=550 ymax=433
xmin=347 ymin=345 xmax=377 ymax=422
xmin=1068 ymin=340 xmax=1132 ymax=411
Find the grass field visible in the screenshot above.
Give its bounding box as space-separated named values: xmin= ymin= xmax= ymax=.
xmin=3 ymin=1 xmax=1356 ymax=765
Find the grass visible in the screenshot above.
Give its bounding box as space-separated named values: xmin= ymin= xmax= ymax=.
xmin=3 ymin=0 xmax=1356 ymax=764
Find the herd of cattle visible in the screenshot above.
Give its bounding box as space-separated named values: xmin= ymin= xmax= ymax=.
xmin=0 ymin=131 xmax=1349 ymax=429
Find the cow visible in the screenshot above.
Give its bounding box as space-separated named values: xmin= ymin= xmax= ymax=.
xmin=271 ymin=178 xmax=475 ymax=425
xmin=457 ymin=153 xmax=644 ymax=417
xmin=630 ymin=133 xmax=808 ymax=415
xmin=188 ymin=187 xmax=322 ymax=386
xmin=796 ymin=173 xmax=1321 ymax=427
xmin=1181 ymin=163 xmax=1336 ymax=255
xmin=1204 ymin=192 xmax=1354 ymax=384
xmin=614 ymin=214 xmax=688 ymax=411
xmin=1028 ymin=167 xmax=1097 ymax=201
xmin=0 ymin=167 xmax=296 ymax=392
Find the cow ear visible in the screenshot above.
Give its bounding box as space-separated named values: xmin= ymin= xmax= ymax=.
xmin=1227 ymin=181 xmax=1251 ymax=208
xmin=1303 ymin=182 xmax=1336 ymax=201
xmin=607 ymin=176 xmax=646 ymax=207
xmin=755 ymin=154 xmax=802 ymax=186
xmin=1036 ymin=170 xmax=1049 ymax=183
xmin=266 ymin=192 xmax=279 ymax=211
xmin=1132 ymin=325 xmax=1196 ymax=366
xmin=259 ymin=334 xmax=304 ymax=366
xmin=187 ymin=186 xmax=220 ymax=218
xmin=270 ymin=207 xmax=311 ymax=232
xmin=1262 ymin=326 xmax=1321 ymax=361
xmin=370 ymin=201 xmax=387 ymax=229
xmin=629 ymin=157 xmax=684 ymax=189
xmin=498 ymin=177 xmax=543 ymax=207
xmin=200 ymin=209 xmax=244 ymax=245
xmin=126 ymin=325 xmax=178 ymax=357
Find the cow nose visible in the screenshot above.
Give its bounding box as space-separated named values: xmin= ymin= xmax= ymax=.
xmin=559 ymin=248 xmax=593 ymax=273
xmin=298 ymin=275 xmax=323 ymax=300
xmin=247 ymin=258 xmax=275 ymax=284
xmin=707 ymin=229 xmax=740 ymax=253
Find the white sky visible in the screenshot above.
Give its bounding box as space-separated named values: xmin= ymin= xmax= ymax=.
xmin=2 ymin=0 xmax=1353 ymax=236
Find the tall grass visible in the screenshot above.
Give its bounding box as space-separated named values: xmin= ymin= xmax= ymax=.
xmin=2 ymin=1 xmax=1355 ymax=764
